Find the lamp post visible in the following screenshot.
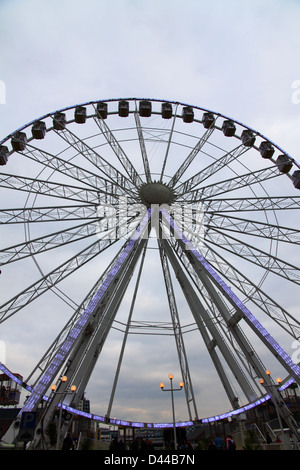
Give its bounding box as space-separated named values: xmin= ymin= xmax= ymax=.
xmin=160 ymin=374 xmax=184 ymax=450
xmin=50 ymin=376 xmax=76 ymax=450
xmin=258 ymin=370 xmax=288 ymax=449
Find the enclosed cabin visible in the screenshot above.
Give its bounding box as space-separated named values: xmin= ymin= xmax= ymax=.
xmin=259 ymin=141 xmax=275 ymax=159
xmin=161 ymin=102 xmax=173 ymax=119
xmin=11 ymin=131 xmax=27 ymax=151
xmin=222 ymin=119 xmax=236 ymax=137
xmin=292 ymin=170 xmax=300 ymax=189
xmin=202 ymin=112 xmax=215 ymax=129
xmin=276 ymin=154 xmax=293 ymax=174
xmin=75 ymin=106 xmax=87 ymax=124
xmin=241 ymin=129 xmax=256 ymax=147
xmin=139 ymin=100 xmax=152 ymax=117
xmin=0 ymin=373 xmax=23 ymax=406
xmin=32 ymin=121 xmax=46 ymax=139
xmin=96 ymin=101 xmax=108 ymax=119
xmin=53 ymin=112 xmax=66 ymax=130
xmin=182 ymin=106 xmax=194 ymax=123
xmin=118 ymin=100 xmax=129 ymax=117
xmin=0 ymin=145 xmax=9 ymax=165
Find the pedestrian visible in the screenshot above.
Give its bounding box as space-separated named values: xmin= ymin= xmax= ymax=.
xmin=225 ymin=434 xmax=236 ymax=450
xmin=186 ymin=440 xmax=193 ymax=451
xmin=109 ymin=437 xmax=119 ymax=450
xmin=61 ymin=433 xmax=74 ymax=450
xmin=207 ymin=440 xmax=216 ymax=451
xmin=213 ymin=434 xmax=224 ymax=450
xmin=266 ymin=433 xmax=272 ymax=444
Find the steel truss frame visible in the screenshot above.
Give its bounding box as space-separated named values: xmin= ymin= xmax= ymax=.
xmin=0 ymin=98 xmax=300 ymax=448
xmin=22 ymin=208 xmax=300 ymax=448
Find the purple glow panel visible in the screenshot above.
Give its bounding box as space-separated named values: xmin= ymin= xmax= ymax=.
xmin=161 ymin=209 xmax=300 ymax=380
xmin=21 ymin=210 xmax=151 ymax=413
xmin=201 ymin=396 xmax=271 ymax=424
xmin=0 ymin=363 xmax=295 ymax=427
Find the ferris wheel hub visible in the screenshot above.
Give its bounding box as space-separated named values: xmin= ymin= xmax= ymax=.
xmin=139 ymin=181 xmax=175 ymax=207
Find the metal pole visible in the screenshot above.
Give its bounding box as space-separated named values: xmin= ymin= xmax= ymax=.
xmin=56 ymin=396 xmax=63 ymax=450
xmin=160 ymin=375 xmax=183 ymax=451
xmin=106 ymin=244 xmax=147 ymax=419
xmin=169 ymin=376 xmax=177 ymax=450
xmin=269 ymin=384 xmax=289 ymax=450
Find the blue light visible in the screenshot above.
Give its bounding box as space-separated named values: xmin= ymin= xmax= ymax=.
xmin=0 ymin=360 xmax=296 ymax=427
xmin=161 ymin=209 xmax=300 ymax=380
xmin=20 ymin=210 xmax=152 ymax=413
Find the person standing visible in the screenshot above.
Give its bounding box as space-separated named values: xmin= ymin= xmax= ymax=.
xmin=213 ymin=434 xmax=224 ymax=450
xmin=225 ymin=434 xmax=236 ymax=450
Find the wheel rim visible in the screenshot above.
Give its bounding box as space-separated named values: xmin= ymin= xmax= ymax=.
xmin=0 ymin=98 xmax=299 ymax=430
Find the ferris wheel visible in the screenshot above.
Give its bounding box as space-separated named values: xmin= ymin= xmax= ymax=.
xmin=0 ymin=98 xmax=300 ymax=447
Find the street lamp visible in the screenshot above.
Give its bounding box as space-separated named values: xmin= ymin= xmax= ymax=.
xmin=50 ymin=376 xmax=76 ymax=450
xmin=160 ymin=374 xmax=184 ymax=450
xmin=258 ymin=370 xmax=287 ymax=449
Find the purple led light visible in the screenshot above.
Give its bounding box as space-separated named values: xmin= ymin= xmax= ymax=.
xmin=176 ymin=421 xmax=193 ymax=427
xmin=116 ymin=420 xmax=130 ymax=426
xmin=0 ymin=363 xmax=24 ymax=386
xmin=201 ymin=395 xmax=271 ymax=424
xmin=93 ymin=415 xmax=106 ymax=422
xmin=0 ymin=362 xmax=290 ymax=427
xmin=21 ymin=210 xmax=151 ymax=413
xmin=161 ymin=209 xmax=300 ymax=380
xmin=153 ymin=423 xmax=174 ymax=428
xmin=4 ymin=203 xmax=299 ymax=427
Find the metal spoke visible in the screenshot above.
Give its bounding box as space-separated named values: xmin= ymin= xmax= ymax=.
xmin=0 ymin=172 xmax=114 ymax=204
xmin=54 ymin=127 xmax=138 ymax=197
xmin=25 ymin=238 xmax=146 ymax=384
xmin=19 ymin=141 xmax=125 ymax=195
xmin=160 ymin=103 xmax=178 ymax=182
xmin=203 ymin=195 xmax=300 ymax=213
xmin=168 ymin=126 xmax=215 ymax=188
xmin=160 ymin=209 xmax=300 ymax=384
xmin=158 ymin=238 xmax=198 ymax=420
xmin=1 ymin=98 xmax=299 ymax=442
xmin=205 ymin=226 xmax=300 ymax=285
xmin=0 ymin=204 xmax=98 ymax=224
xmin=0 ymin=235 xmax=118 ymax=323
xmin=134 ymin=108 xmax=151 ymax=183
xmin=0 ymin=219 xmax=99 ymax=265
xmin=201 ymin=242 xmax=300 ymax=339
xmin=175 ymin=142 xmax=250 ymax=194
xmin=179 ymin=165 xmax=281 ymax=203
xmin=20 ymin=211 xmax=151 ymax=421
xmin=93 ymin=108 xmax=144 ymax=187
xmin=161 ymin=236 xmax=259 ymax=405
xmin=207 ymin=213 xmax=300 ymax=244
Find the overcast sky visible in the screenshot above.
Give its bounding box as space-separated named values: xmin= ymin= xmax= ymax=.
xmin=1 ymin=0 xmax=300 ymax=426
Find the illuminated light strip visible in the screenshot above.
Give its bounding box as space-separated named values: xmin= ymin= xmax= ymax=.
xmin=2 ymin=205 xmax=299 ymax=425
xmin=201 ymin=396 xmax=271 ymax=423
xmin=152 ymin=421 xmax=194 ymax=428
xmin=20 ymin=210 xmax=151 ymax=413
xmin=0 ymin=362 xmax=294 ymax=427
xmin=161 ymin=209 xmax=300 ymax=380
